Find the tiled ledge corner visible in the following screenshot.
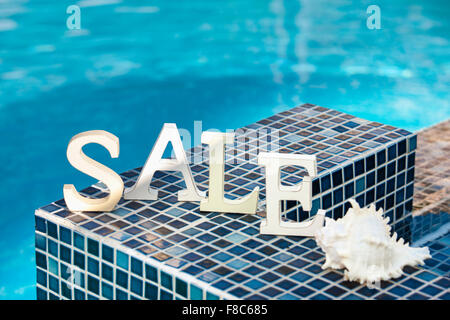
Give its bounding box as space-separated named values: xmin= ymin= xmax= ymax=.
xmin=34 ymin=104 xmax=448 ymax=300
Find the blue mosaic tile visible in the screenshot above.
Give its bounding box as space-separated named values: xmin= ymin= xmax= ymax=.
xmin=34 ymin=104 xmax=448 ymax=300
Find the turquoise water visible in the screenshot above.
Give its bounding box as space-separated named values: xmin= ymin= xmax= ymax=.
xmin=0 ymin=0 xmax=449 ymax=299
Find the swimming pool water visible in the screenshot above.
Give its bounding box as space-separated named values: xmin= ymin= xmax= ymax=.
xmin=0 ymin=0 xmax=449 ymax=299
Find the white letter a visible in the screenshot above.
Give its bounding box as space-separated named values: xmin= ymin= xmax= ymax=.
xmin=124 ymin=123 xmax=205 ymax=201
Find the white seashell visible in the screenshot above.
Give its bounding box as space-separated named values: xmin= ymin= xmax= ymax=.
xmin=315 ymin=199 xmax=431 ymax=287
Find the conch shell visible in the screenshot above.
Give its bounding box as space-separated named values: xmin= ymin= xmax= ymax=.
xmin=315 ymin=199 xmax=431 ymax=287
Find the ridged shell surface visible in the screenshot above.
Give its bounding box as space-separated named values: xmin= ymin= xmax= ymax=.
xmin=315 ymin=199 xmax=431 ymax=287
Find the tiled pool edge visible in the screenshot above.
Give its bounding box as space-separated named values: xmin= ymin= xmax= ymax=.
xmin=413 ymin=220 xmax=450 ymax=248
xmin=35 ymin=208 xmax=238 ymax=300
xmin=34 ymin=207 xmax=450 ymax=300
xmin=34 ymin=104 xmax=449 ymax=300
xmin=410 ymin=119 xmax=450 ymax=244
xmin=413 ymin=119 xmax=449 ymax=216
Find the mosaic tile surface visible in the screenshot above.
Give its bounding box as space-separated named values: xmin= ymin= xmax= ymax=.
xmin=34 ymin=211 xmax=449 ymax=300
xmin=413 ymin=119 xmax=449 ymax=216
xmin=35 ymin=103 xmax=448 ymax=300
xmin=411 ymin=211 xmax=449 ymax=245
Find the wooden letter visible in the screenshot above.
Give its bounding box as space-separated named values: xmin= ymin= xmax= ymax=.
xmin=124 ymin=123 xmax=205 ymax=201
xmin=64 ymin=130 xmax=123 ymax=212
xmin=200 ymin=132 xmax=259 ymax=214
xmin=258 ymin=153 xmax=325 ymax=236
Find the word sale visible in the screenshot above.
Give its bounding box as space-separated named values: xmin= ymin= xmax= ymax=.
xmin=64 ymin=123 xmax=325 ymax=236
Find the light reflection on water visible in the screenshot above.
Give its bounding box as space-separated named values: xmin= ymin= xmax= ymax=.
xmin=0 ymin=0 xmax=448 ymax=299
